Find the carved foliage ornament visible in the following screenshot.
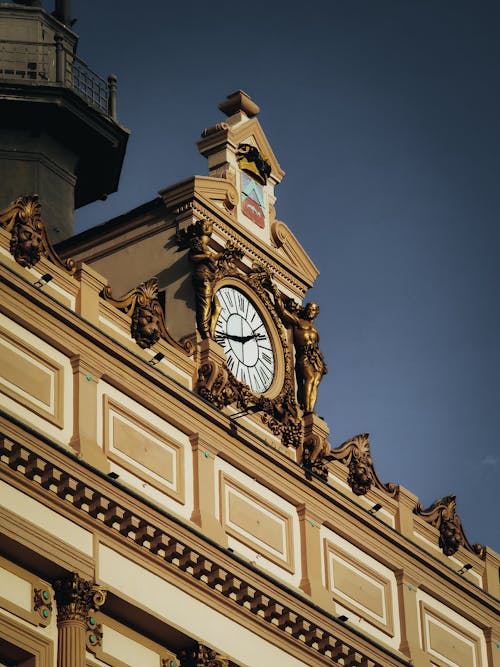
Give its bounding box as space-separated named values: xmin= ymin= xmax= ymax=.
xmin=52 ymin=572 xmax=106 ymax=623
xmin=328 ymin=434 xmax=397 ymax=497
xmin=0 ymin=194 xmax=75 ymax=273
xmin=414 ymin=495 xmax=485 ymax=558
xmin=179 ymin=643 xmax=229 ymax=667
xmin=236 ymin=143 xmax=271 ymax=185
xmin=101 ymin=277 xmax=194 ymax=355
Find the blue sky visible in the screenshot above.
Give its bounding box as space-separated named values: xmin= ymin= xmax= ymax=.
xmin=70 ymin=0 xmax=499 ymax=552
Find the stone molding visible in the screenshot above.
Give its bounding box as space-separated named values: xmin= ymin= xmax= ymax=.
xmin=0 ymin=432 xmax=410 ymax=667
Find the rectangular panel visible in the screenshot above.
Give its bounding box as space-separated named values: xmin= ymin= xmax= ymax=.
xmin=0 ymin=325 xmax=64 ymax=427
xmin=220 ymin=473 xmax=294 ymax=572
xmin=103 ymin=396 xmax=184 ymax=504
xmin=419 ymin=601 xmax=481 ymax=667
xmin=324 ymin=540 xmax=394 ymax=637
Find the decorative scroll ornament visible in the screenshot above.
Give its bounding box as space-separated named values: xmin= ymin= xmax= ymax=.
xmin=33 ymin=587 xmax=53 ymax=624
xmin=236 ymin=143 xmax=271 ymax=185
xmin=271 ymin=288 xmax=327 ymax=416
xmin=179 ymin=643 xmax=229 ymax=667
xmin=52 ymin=573 xmax=106 ymax=623
xmin=414 ymin=495 xmax=486 ymax=558
xmin=101 ymin=277 xmax=194 ymax=355
xmin=328 ymin=434 xmax=397 ymax=497
xmin=86 ymin=613 xmax=103 ymax=651
xmin=0 ymin=194 xmax=75 ymax=273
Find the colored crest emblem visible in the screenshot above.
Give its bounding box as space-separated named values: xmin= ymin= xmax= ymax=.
xmin=241 ymin=172 xmax=265 ymax=228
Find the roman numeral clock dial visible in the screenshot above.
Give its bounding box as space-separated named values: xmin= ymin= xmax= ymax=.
xmin=214 ymin=286 xmax=275 ymax=394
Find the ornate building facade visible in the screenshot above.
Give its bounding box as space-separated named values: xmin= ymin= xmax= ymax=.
xmin=0 ymin=3 xmax=498 ymax=666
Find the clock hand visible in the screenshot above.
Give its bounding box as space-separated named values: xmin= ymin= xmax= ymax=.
xmin=219 ymin=333 xmax=252 ymax=343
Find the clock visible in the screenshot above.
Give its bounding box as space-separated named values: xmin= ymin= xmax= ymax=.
xmin=214 ymin=285 xmax=275 ymax=394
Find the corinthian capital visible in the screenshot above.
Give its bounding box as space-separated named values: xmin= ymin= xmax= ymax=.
xmin=52 ymin=573 xmax=106 ymax=623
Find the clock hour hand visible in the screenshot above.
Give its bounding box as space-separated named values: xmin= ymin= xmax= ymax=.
xmin=217 ymin=333 xmax=254 ymax=343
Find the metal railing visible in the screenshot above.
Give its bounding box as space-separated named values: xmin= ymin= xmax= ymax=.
xmin=0 ymin=37 xmax=117 ymax=119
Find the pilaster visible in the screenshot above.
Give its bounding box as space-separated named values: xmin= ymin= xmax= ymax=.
xmin=395 ymin=569 xmax=431 ymax=666
xmin=482 ymin=547 xmax=500 ymax=599
xmin=70 ymin=355 xmax=109 ymax=472
xmin=297 ymin=504 xmax=331 ymax=608
xmin=190 ymin=433 xmax=227 ymax=546
xmin=396 ymin=486 xmax=419 ymax=540
xmin=75 ymin=263 xmax=107 ymax=325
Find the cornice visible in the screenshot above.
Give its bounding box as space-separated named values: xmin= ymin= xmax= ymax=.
xmin=0 ymin=425 xmax=411 ymax=667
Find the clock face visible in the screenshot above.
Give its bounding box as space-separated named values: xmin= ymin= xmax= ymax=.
xmin=214 ymin=286 xmax=275 ymax=393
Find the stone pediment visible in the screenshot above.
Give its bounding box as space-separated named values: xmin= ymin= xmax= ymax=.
xmin=270 ymin=219 xmax=318 ymax=288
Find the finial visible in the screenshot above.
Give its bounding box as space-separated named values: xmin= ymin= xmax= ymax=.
xmin=218 ymin=90 xmax=260 ymax=118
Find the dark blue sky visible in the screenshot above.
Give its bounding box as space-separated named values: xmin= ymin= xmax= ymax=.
xmin=70 ymin=0 xmax=499 ymax=552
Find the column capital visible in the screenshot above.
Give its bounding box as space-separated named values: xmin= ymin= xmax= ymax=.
xmin=52 ymin=573 xmax=106 ymax=624
xmin=179 ymin=642 xmax=229 ymax=667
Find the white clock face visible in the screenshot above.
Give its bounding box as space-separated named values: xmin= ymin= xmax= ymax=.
xmin=214 ymin=286 xmax=275 ymax=393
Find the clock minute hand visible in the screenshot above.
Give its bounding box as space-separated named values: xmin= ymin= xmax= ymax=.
xmin=223 ymin=333 xmax=252 ymax=343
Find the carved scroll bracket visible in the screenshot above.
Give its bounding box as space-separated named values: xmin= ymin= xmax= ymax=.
xmin=328 ymin=434 xmax=397 ymax=497
xmin=0 ymin=194 xmax=75 ymax=273
xmin=101 ymin=277 xmax=194 ymax=355
xmin=414 ymin=495 xmax=485 ymax=558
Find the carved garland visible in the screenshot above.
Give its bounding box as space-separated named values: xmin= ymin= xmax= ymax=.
xmin=178 ymin=221 xmax=302 ymax=449
xmin=327 ymin=434 xmax=397 ymax=497
xmin=101 ymin=277 xmax=194 ymax=356
xmin=414 ymin=495 xmax=485 ymax=558
xmin=0 ymin=194 xmax=75 ymax=273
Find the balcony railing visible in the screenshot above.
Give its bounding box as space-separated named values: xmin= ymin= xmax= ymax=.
xmin=0 ymin=37 xmax=117 ymax=119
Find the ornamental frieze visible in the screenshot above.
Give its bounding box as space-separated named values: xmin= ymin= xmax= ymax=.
xmin=414 ymin=495 xmax=485 ymax=558
xmin=0 ymin=194 xmax=75 ymax=273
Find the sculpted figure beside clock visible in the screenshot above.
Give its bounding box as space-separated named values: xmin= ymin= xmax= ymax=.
xmin=272 ymin=287 xmax=327 ymax=415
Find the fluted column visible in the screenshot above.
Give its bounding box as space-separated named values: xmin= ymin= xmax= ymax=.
xmin=52 ymin=573 xmax=106 ymax=667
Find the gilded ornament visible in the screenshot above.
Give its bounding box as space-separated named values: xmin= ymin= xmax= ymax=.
xmin=178 ymin=219 xmax=242 ymax=340
xmin=272 ymin=288 xmax=327 ymax=415
xmin=179 ymin=643 xmax=229 ymax=667
xmin=188 ymin=252 xmax=301 ymax=449
xmin=0 ymin=194 xmax=75 ymax=272
xmin=101 ymin=277 xmax=193 ymax=354
xmin=414 ymin=495 xmax=485 ymax=558
xmin=52 ymin=573 xmax=106 ymax=623
xmin=236 ymin=143 xmax=271 ymax=185
xmin=328 ymin=434 xmax=397 ymax=496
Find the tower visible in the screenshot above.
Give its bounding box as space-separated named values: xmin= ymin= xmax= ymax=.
xmin=0 ymin=0 xmax=128 ymax=242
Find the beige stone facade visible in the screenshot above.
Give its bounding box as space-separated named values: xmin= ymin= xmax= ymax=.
xmin=0 ymin=14 xmax=498 ymax=664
